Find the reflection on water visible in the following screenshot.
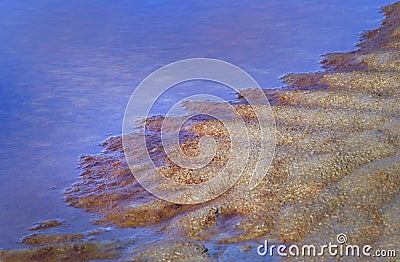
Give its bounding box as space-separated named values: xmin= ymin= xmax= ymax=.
xmin=0 ymin=0 xmax=393 ymax=248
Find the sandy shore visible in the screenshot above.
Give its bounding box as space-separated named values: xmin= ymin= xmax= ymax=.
xmin=1 ymin=2 xmax=399 ymax=261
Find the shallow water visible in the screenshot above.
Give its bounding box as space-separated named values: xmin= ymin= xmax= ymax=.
xmin=0 ymin=0 xmax=395 ymax=249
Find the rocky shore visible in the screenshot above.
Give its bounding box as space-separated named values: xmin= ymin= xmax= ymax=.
xmin=1 ymin=2 xmax=399 ymax=261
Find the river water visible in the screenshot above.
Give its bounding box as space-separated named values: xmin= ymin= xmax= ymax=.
xmin=0 ymin=0 xmax=394 ymax=249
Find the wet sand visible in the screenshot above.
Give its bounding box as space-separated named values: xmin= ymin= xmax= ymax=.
xmin=1 ymin=2 xmax=399 ymax=261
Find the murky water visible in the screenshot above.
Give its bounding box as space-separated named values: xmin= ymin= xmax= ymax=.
xmin=0 ymin=0 xmax=394 ymax=249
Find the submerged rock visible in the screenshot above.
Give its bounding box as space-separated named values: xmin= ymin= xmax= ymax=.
xmin=28 ymin=220 xmax=65 ymax=231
